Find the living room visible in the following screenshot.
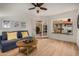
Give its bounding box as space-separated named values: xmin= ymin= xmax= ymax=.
xmin=0 ymin=3 xmax=79 ymax=56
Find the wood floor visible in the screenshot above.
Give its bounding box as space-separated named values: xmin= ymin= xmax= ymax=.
xmin=0 ymin=38 xmax=79 ymax=56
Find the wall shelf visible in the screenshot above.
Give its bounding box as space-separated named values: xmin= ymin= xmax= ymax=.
xmin=53 ymin=19 xmax=73 ymax=35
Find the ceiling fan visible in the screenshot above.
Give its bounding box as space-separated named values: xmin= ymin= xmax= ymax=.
xmin=28 ymin=3 xmax=47 ymax=13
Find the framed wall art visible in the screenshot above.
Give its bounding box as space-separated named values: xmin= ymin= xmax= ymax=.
xmin=2 ymin=20 xmax=11 ymax=28
xmin=13 ymin=21 xmax=20 ymax=28
xmin=20 ymin=22 xmax=26 ymax=28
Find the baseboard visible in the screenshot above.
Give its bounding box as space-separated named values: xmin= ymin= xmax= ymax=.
xmin=48 ymin=37 xmax=76 ymax=44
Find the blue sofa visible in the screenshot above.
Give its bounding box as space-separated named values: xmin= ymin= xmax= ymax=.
xmin=0 ymin=36 xmax=2 ymax=49
xmin=0 ymin=31 xmax=33 ymax=52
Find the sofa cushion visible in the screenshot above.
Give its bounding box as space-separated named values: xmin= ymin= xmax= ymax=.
xmin=17 ymin=31 xmax=22 ymax=39
xmin=0 ymin=36 xmax=2 ymax=49
xmin=2 ymin=32 xmax=7 ymax=41
xmin=7 ymin=32 xmax=17 ymax=40
xmin=21 ymin=31 xmax=29 ymax=38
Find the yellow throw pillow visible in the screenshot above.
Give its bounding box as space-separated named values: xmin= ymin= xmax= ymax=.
xmin=7 ymin=32 xmax=17 ymax=40
xmin=21 ymin=32 xmax=28 ymax=38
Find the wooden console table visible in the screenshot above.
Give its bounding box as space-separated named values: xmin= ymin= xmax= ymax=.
xmin=16 ymin=39 xmax=37 ymax=55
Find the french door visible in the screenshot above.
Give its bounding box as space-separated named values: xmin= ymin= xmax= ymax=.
xmin=35 ymin=21 xmax=47 ymax=38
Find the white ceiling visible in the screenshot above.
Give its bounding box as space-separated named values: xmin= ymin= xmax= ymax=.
xmin=0 ymin=3 xmax=79 ymax=16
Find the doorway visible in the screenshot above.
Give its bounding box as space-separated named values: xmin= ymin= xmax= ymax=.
xmin=35 ymin=21 xmax=47 ymax=38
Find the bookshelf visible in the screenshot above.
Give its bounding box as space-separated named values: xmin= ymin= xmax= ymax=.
xmin=53 ymin=19 xmax=73 ymax=35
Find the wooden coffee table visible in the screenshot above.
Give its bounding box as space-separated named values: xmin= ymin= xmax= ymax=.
xmin=16 ymin=39 xmax=37 ymax=55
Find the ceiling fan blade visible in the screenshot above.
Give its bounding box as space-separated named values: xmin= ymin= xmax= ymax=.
xmin=36 ymin=3 xmax=44 ymax=7
xmin=28 ymin=7 xmax=35 ymax=10
xmin=39 ymin=3 xmax=44 ymax=7
xmin=37 ymin=10 xmax=39 ymax=13
xmin=40 ymin=7 xmax=47 ymax=10
xmin=32 ymin=3 xmax=36 ymax=7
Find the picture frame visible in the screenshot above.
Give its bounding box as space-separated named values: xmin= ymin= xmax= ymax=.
xmin=20 ymin=22 xmax=26 ymax=28
xmin=13 ymin=21 xmax=20 ymax=28
xmin=2 ymin=19 xmax=11 ymax=28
